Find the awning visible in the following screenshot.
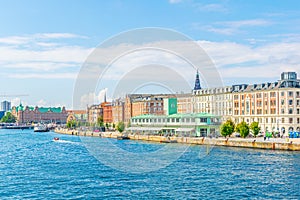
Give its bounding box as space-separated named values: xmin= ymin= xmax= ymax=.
xmin=126 ymin=127 xmax=162 ymax=131
xmin=175 ymin=128 xmax=195 ymax=132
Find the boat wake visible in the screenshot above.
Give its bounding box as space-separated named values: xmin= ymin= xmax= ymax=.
xmin=53 ymin=139 xmax=80 ymax=145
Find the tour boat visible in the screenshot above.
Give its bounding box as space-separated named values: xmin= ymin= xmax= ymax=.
xmin=34 ymin=124 xmax=49 ymax=132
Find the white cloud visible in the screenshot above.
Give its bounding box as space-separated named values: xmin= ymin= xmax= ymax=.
xmin=76 ymin=39 xmax=300 ymax=87
xmin=35 ymin=42 xmax=60 ymax=47
xmin=0 ymin=46 xmax=93 ymax=64
xmin=0 ymin=36 xmax=30 ymax=45
xmin=79 ymin=88 xmax=108 ymax=108
xmin=8 ymin=72 xmax=78 ymax=79
xmin=36 ymin=99 xmax=48 ymax=107
xmin=0 ymin=33 xmax=93 ymax=79
xmin=11 ymin=98 xmax=28 ymax=107
xmin=197 ymin=19 xmax=271 ymax=35
xmin=3 ymin=62 xmax=77 ymax=71
xmin=198 ymin=40 xmax=300 ymax=80
xmin=2 ymin=32 xmax=300 ymax=104
xmin=35 ymin=33 xmax=88 ymax=39
xmin=196 ymin=3 xmax=227 ymax=12
xmin=168 ymin=0 xmax=182 ymax=4
xmin=0 ymin=33 xmax=87 ymax=46
xmin=222 ymin=19 xmax=271 ymax=28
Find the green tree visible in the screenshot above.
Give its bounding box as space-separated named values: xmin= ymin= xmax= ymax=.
xmin=250 ymin=121 xmax=260 ymax=137
xmin=0 ymin=112 xmax=16 ymax=123
xmin=220 ymin=119 xmax=235 ymax=138
xmin=97 ymin=116 xmax=104 ymax=127
xmin=112 ymin=123 xmax=115 ymax=129
xmin=236 ymin=121 xmax=250 ymax=138
xmin=116 ymin=121 xmax=125 ymax=133
xmin=66 ymin=120 xmax=76 ymax=128
xmin=127 ymin=120 xmax=131 ymax=128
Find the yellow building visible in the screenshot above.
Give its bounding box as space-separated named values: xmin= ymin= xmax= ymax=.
xmin=231 ymin=72 xmax=300 ymax=135
xmin=191 ymin=71 xmax=300 ymax=136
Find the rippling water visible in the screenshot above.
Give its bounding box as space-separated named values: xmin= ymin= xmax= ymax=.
xmin=0 ymin=129 xmax=299 ymax=199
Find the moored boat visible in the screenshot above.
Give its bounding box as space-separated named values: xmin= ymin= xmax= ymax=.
xmin=117 ymin=136 xmax=130 ymax=140
xmin=34 ymin=124 xmax=49 ymax=132
xmin=5 ymin=125 xmax=34 ymax=130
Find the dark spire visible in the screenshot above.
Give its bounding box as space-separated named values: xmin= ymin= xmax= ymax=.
xmin=194 ymin=70 xmax=201 ymax=90
xmin=104 ymin=90 xmax=107 ymax=103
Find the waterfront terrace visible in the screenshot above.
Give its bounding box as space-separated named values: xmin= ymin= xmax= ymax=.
xmin=128 ymin=113 xmax=221 ymax=137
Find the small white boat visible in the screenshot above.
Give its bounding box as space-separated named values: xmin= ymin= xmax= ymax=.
xmin=34 ymin=124 xmax=49 ymax=132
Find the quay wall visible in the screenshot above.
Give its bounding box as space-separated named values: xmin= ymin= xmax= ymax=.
xmin=54 ymin=128 xmax=300 ymax=151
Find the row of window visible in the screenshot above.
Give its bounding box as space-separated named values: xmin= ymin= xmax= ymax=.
xmin=194 ymin=87 xmax=231 ymax=95
xmin=233 ymin=91 xmax=300 ymax=100
xmin=132 ymin=117 xmax=209 ymax=124
xmin=234 ymin=108 xmax=300 ymax=115
xmin=234 ymin=99 xmax=300 ymax=109
xmin=235 ymin=117 xmax=300 ymax=124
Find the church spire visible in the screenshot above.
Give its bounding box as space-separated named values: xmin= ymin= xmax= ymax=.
xmin=194 ymin=70 xmax=201 ymax=90
xmin=104 ymin=90 xmax=107 ymax=103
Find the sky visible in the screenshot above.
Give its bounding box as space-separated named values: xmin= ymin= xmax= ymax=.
xmin=0 ymin=0 xmax=299 ymax=109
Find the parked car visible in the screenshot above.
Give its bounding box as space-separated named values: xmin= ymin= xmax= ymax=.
xmin=234 ymin=133 xmax=241 ymax=137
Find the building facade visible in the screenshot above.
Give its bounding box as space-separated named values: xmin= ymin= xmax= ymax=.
xmin=87 ymin=104 xmax=103 ymax=124
xmin=67 ymin=110 xmax=87 ymax=123
xmin=176 ymin=93 xmax=193 ymax=114
xmin=111 ymin=98 xmax=125 ymax=124
xmin=1 ymin=100 xmax=11 ymax=112
xmin=96 ymin=71 xmax=300 ymax=136
xmin=190 ymin=71 xmax=300 ymax=135
xmin=231 ymin=72 xmax=300 ymax=134
xmin=11 ymin=104 xmax=68 ymax=124
xmin=128 ymin=113 xmax=221 ymax=137
xmin=192 ymin=86 xmax=233 ymax=121
xmin=101 ymin=102 xmax=113 ymax=123
xmin=123 ymin=94 xmax=173 ymax=124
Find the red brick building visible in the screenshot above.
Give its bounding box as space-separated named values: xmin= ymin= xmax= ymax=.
xmin=11 ymin=104 xmax=68 ymax=124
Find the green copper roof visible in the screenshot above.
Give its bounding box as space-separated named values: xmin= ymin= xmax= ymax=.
xmin=38 ymin=107 xmax=62 ymax=113
xmin=28 ymin=106 xmax=34 ymax=111
xmin=14 ymin=104 xmax=63 ymax=113
xmin=15 ymin=104 xmax=24 ymax=112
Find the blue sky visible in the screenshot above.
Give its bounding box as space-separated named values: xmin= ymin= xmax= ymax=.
xmin=0 ymin=0 xmax=299 ymax=109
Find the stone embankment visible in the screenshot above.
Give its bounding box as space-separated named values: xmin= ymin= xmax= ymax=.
xmin=55 ymin=128 xmax=300 ymax=151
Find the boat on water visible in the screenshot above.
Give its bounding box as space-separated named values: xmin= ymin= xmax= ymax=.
xmin=34 ymin=124 xmax=49 ymax=132
xmin=4 ymin=124 xmax=34 ymax=130
xmin=160 ymin=137 xmax=178 ymax=143
xmin=53 ymin=137 xmax=60 ymax=141
xmin=117 ymin=136 xmax=130 ymax=140
xmin=117 ymin=134 xmax=130 ymax=140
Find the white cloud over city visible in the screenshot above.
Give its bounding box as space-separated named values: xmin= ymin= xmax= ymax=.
xmin=0 ymin=33 xmax=93 ymax=80
xmin=1 ymin=32 xmax=299 ymax=82
xmin=1 ymin=31 xmax=300 ymax=108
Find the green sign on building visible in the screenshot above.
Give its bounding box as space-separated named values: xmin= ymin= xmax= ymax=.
xmin=164 ymin=98 xmax=177 ymax=115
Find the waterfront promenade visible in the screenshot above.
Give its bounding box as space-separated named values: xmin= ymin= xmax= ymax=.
xmin=55 ymin=128 xmax=300 ymax=151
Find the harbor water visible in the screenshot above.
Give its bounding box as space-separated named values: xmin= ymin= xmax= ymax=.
xmin=0 ymin=129 xmax=299 ymax=199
